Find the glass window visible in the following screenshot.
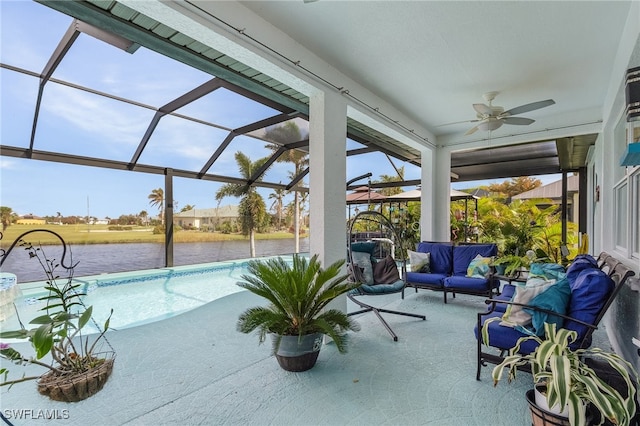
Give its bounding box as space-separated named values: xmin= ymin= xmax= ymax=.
xmin=0 ymin=69 xmax=39 ymax=149
xmin=33 ymin=83 xmax=155 ymax=161
xmin=615 ymin=182 xmax=628 ymax=250
xmin=137 ymin=114 xmax=232 ymax=172
xmin=614 ymin=113 xmax=627 ymax=183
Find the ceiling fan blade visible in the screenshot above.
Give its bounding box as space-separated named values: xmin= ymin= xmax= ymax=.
xmin=501 ymin=99 xmax=555 ymax=116
xmin=465 ymin=124 xmax=480 ymax=136
xmin=473 ymin=103 xmax=493 ymax=116
xmin=501 ymin=116 xmax=535 ymax=125
xmin=437 ymin=119 xmax=479 ymax=127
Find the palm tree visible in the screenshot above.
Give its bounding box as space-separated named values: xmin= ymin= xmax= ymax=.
xmin=298 ymin=191 xmax=309 ymax=230
xmin=148 ymin=188 xmax=164 ymax=225
xmin=377 ymin=166 xmax=405 ymax=197
xmin=264 ymin=122 xmax=309 ymax=253
xmin=0 ymin=206 xmax=13 ymax=231
xmin=269 ymin=187 xmax=286 ymax=230
xmin=139 ymin=210 xmax=148 ymax=226
xmin=215 ymin=152 xmax=270 ymax=258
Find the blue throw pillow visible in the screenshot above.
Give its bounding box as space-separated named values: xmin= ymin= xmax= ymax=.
xmin=566 ymin=254 xmax=598 ymax=283
xmin=523 ymin=277 xmax=571 ymax=336
xmin=564 ymin=269 xmax=613 ymax=339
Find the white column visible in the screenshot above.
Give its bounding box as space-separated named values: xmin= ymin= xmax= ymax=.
xmin=433 ymin=147 xmax=452 ymax=242
xmin=420 ymin=148 xmax=435 ymax=241
xmin=308 ymin=89 xmax=347 ymax=306
xmin=420 ymin=145 xmax=451 ymax=242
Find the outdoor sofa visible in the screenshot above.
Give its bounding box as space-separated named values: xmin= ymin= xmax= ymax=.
xmin=405 ymin=241 xmax=499 ymax=303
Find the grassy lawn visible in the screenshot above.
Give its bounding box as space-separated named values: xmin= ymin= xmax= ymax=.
xmin=0 ymin=224 xmax=304 ymax=246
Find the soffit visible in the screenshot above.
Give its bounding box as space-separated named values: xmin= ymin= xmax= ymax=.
xmin=238 ymin=1 xmax=630 ymax=142
xmin=451 ymin=135 xmax=597 ymax=183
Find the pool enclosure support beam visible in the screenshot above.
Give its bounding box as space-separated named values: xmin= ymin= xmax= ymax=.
xmin=165 ymin=169 xmax=174 ymax=267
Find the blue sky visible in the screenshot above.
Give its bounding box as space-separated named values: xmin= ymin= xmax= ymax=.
xmin=0 ymin=1 xmax=559 ymax=219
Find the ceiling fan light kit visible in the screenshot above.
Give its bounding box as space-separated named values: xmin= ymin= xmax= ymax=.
xmin=477 ymin=119 xmax=502 ymax=132
xmin=461 ymin=92 xmax=555 ymax=136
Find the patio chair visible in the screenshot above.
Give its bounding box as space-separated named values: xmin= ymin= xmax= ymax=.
xmin=596 ymin=251 xmax=612 ymax=268
xmin=475 ymin=260 xmax=635 ymax=380
xmin=347 ymin=211 xmax=425 ymax=341
xmin=600 ymin=254 xmax=622 ymax=276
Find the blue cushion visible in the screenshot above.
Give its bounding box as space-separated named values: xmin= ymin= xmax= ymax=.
xmin=443 ymin=275 xmax=495 ymax=291
xmin=475 ymin=312 xmax=540 ymax=354
xmin=566 ymin=254 xmax=598 ymax=283
xmin=350 ymin=279 xmax=404 ymax=295
xmin=564 ymin=268 xmax=614 ymax=345
xmin=405 ymin=271 xmax=447 ymax=287
xmin=490 ymin=284 xmax=516 ymax=313
xmin=416 ymin=242 xmax=453 ymax=275
xmin=452 ymin=244 xmax=497 ymax=276
xmin=351 ymin=241 xmax=377 ymax=255
xmin=500 ymin=284 xmax=516 ymax=299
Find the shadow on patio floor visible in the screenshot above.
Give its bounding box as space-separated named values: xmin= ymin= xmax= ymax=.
xmin=0 ymin=289 xmax=612 ymax=425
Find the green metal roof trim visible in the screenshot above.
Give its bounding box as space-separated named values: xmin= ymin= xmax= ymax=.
xmin=40 ymin=0 xmax=418 ymax=164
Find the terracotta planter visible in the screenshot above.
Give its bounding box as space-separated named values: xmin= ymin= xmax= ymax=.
xmin=274 ymin=333 xmax=323 ymax=372
xmin=37 ymin=355 xmax=115 ymax=402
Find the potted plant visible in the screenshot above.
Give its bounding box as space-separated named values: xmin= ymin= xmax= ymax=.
xmin=492 ymin=322 xmax=638 ymax=426
xmin=492 ymin=249 xmax=539 ymax=278
xmin=0 ymin=233 xmax=114 ymax=402
xmin=236 ymin=254 xmax=360 ymax=372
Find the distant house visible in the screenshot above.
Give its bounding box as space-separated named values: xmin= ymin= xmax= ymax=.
xmin=173 ymin=205 xmax=239 ymax=230
xmin=512 ymin=175 xmax=579 ymax=223
xmin=16 ymin=215 xmax=46 ymax=225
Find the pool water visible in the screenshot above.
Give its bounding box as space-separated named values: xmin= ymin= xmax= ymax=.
xmin=2 ymin=258 xmax=286 ymax=334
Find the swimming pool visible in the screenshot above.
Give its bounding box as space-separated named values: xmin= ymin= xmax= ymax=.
xmin=2 ymin=256 xmax=296 ymax=334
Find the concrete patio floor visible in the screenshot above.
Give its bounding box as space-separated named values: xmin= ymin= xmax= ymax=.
xmin=0 ymin=288 xmax=612 ymax=425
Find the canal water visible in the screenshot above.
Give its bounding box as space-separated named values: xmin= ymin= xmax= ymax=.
xmin=1 ymin=238 xmax=310 ymax=283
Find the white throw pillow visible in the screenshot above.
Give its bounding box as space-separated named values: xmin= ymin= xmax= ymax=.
xmin=351 ymin=251 xmax=374 ymax=285
xmin=408 ymin=250 xmax=430 ymax=273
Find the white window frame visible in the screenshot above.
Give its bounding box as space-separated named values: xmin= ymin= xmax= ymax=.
xmin=614 ymin=119 xmax=640 ymax=260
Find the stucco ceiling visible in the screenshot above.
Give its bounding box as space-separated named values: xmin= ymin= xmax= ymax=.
xmin=238 ymin=1 xmax=631 ymax=145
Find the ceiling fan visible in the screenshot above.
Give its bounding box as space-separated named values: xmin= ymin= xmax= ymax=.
xmin=460 ymin=92 xmax=555 ymax=136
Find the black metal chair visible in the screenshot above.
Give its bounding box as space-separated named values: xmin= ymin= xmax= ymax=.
xmin=347 ymin=211 xmax=425 ymax=341
xmin=475 ymin=260 xmax=635 ymax=380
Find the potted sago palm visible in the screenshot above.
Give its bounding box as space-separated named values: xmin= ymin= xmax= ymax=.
xmin=236 ymin=254 xmax=360 ymax=372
